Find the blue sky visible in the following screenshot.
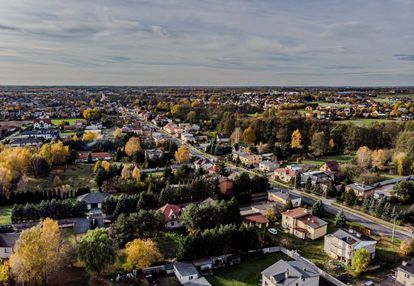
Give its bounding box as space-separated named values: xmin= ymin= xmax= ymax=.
xmin=0 ymin=0 xmax=412 ymax=85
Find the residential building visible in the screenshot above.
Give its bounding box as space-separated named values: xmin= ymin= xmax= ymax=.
xmin=173 ymin=262 xmax=200 ymax=285
xmin=240 ymin=209 xmax=269 ymax=229
xmin=216 ymin=133 xmax=230 ymax=144
xmin=281 ymin=208 xmax=328 ymax=240
xmin=396 ymin=259 xmax=414 ymax=286
xmin=76 ymin=152 xmax=113 ymax=163
xmin=19 ymin=128 xmax=61 ymax=139
xmin=324 ymin=229 xmax=377 ymax=264
xmin=0 ymin=232 xmax=20 ymax=259
xmin=218 ymin=177 xmax=234 ymax=195
xmin=33 ymin=118 xmax=52 ymax=129
xmin=273 ymin=168 xmax=297 ymax=183
xmin=158 ymin=203 xmax=183 ymax=229
xmin=261 ymin=259 xmax=320 ymax=286
xmin=345 ymin=183 xmax=375 ymax=199
xmin=268 ymin=189 xmax=301 ymax=208
xmin=77 ymin=192 xmax=110 ymax=211
xmin=233 ymin=149 xmax=262 ymax=166
xmin=259 ymin=160 xmax=279 ymax=172
xmin=300 ymin=171 xmax=334 ymax=186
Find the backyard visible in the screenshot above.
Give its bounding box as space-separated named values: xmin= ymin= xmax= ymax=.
xmin=0 ymin=205 xmax=12 ymax=225
xmin=51 ymin=118 xmax=86 ymax=126
xmin=301 ymin=153 xmax=355 ymax=167
xmin=207 ymin=252 xmax=290 ymax=286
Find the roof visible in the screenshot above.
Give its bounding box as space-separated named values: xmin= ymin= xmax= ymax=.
xmin=268 ymin=189 xmax=300 ymax=201
xmin=328 ymin=228 xmax=375 ymax=245
xmin=261 ymin=259 xmax=319 ymax=286
xmin=78 ymin=152 xmax=113 ymax=160
xmin=297 ymin=214 xmax=328 ymax=229
xmin=77 ymin=192 xmax=110 ymax=204
xmin=158 ymin=204 xmax=182 ymax=222
xmin=0 ymin=232 xmax=20 ymax=248
xmin=323 ymin=160 xmax=340 ymax=172
xmin=281 ymin=207 xmax=311 ymax=219
xmin=174 ymin=262 xmax=198 ymax=277
xmin=184 ymin=277 xmax=212 ymax=286
xmin=242 ymin=213 xmax=269 ymax=224
xmin=274 ymin=168 xmax=297 ymax=177
xmin=398 ymin=259 xmax=414 ymax=276
xmin=346 ymin=183 xmax=375 ymax=192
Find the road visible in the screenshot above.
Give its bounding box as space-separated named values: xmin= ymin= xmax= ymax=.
xmin=143 ymin=119 xmax=414 ymax=240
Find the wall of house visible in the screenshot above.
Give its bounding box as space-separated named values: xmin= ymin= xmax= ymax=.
xmin=396 ymin=269 xmax=414 ymax=286
xmin=0 ymin=247 xmax=13 ymax=259
xmin=166 ymin=220 xmax=182 ymax=229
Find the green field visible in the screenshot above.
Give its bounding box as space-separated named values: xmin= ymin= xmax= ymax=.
xmin=336 ymin=118 xmax=399 ymax=126
xmin=28 ymin=164 xmax=96 ymax=191
xmin=51 ymin=118 xmax=86 ymax=126
xmin=301 ymin=153 xmax=355 ymax=167
xmin=207 ymin=252 xmax=290 ymax=286
xmin=0 ymin=205 xmax=12 ymax=225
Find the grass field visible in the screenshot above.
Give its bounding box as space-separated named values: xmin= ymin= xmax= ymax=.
xmin=51 ymin=118 xmax=86 ymax=126
xmin=302 ymin=153 xmax=355 ymax=167
xmin=207 ymin=252 xmax=290 ymax=286
xmin=336 ymin=118 xmax=399 ymax=126
xmin=0 ymin=205 xmax=12 ymax=225
xmin=155 ymin=232 xmax=184 ymax=260
xmin=28 ymin=164 xmax=96 ymax=191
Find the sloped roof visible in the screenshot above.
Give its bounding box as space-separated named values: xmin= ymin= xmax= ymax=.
xmin=158 ymin=203 xmax=182 ymax=222
xmin=77 ymin=192 xmax=110 ymax=204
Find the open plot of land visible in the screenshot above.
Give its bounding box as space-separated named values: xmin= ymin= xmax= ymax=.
xmin=28 ymin=163 xmax=96 ymax=191
xmin=336 ymin=118 xmax=400 ymax=126
xmin=51 ymin=118 xmax=86 ymax=126
xmin=207 ymin=252 xmax=290 ymax=286
xmin=0 ymin=205 xmax=12 ymax=225
xmin=302 ymin=153 xmax=355 ymax=167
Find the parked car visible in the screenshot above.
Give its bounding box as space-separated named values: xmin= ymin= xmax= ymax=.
xmin=268 ymin=228 xmax=278 ymax=235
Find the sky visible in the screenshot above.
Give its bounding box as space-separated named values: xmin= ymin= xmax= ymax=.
xmin=0 ymin=0 xmax=413 ymax=86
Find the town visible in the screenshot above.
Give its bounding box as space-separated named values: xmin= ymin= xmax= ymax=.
xmin=0 ymin=86 xmax=414 ymax=286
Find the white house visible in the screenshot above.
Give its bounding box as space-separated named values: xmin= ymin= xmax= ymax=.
xmin=324 ymin=229 xmax=377 ymax=264
xmin=158 ymin=204 xmax=183 ymax=229
xmin=261 ymin=259 xmax=320 ymax=286
xmin=0 ymin=232 xmax=20 ymax=259
xmin=259 ymin=160 xmax=279 ymax=172
xmin=77 ymin=192 xmax=110 ymax=211
xmin=396 ymin=259 xmax=414 ymax=286
xmin=174 ymin=262 xmax=200 ymax=284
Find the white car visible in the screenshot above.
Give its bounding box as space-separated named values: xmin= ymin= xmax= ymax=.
xmin=268 ymin=228 xmax=278 ymax=235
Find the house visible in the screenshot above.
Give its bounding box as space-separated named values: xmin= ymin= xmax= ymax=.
xmin=193 ymin=158 xmax=214 ymax=172
xmin=33 ymin=118 xmax=52 ymax=129
xmin=300 ymin=171 xmax=334 ymax=185
xmin=20 ymin=128 xmax=61 ymax=140
xmin=281 ymin=208 xmax=328 ymax=240
xmin=240 ymin=209 xmax=269 ymax=229
xmin=259 ymin=160 xmax=279 ymax=172
xmin=233 ymin=149 xmax=262 ymax=166
xmin=324 ymin=229 xmax=377 ymax=264
xmin=218 ymin=177 xmax=234 ymax=195
xmin=158 ymin=204 xmax=183 ymax=229
xmin=181 ymin=132 xmax=196 ymax=144
xmin=320 ymin=160 xmax=340 ymax=173
xmin=8 ymin=137 xmax=44 ymax=147
xmin=77 ymin=192 xmax=110 ymax=211
xmin=268 ymin=189 xmax=301 ymax=208
xmin=0 ymin=232 xmax=20 ymax=259
xmin=173 ymin=262 xmax=200 ymax=285
xmin=273 ymin=168 xmax=297 ymax=183
xmin=261 ymin=259 xmax=320 ymax=286
xmin=396 ymin=259 xmax=414 ymax=286
xmin=76 ymin=152 xmax=113 ymax=163
xmin=184 ymin=277 xmax=212 ymax=286
xmin=345 ymin=183 xmax=375 ymax=199
xmin=216 ymin=133 xmax=230 ymax=144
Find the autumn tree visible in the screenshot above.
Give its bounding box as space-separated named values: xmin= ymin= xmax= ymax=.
xmin=132 ymin=166 xmax=141 ymax=182
xmin=113 ymin=128 xmax=123 ymax=138
xmin=9 ymin=218 xmax=69 ymax=284
xmin=125 ymin=239 xmax=162 ymax=270
xmin=230 ymin=127 xmax=242 ymax=145
xmin=399 ymin=239 xmax=414 ymax=256
xmin=371 ymin=149 xmax=388 ymax=170
xmin=125 ymin=137 xmax=142 ymax=157
xmin=242 ymin=127 xmax=256 ymax=145
xmin=393 ymin=152 xmax=411 ymax=176
xmin=290 ymin=129 xmax=302 ymax=149
xmin=350 ymin=248 xmax=370 ymax=277
xmin=0 ymin=260 xmax=9 ymax=286
xmin=78 ymin=228 xmax=115 ymax=274
xmin=356 ymin=146 xmax=372 ymax=169
xmin=175 ymin=144 xmax=190 ymax=164
xmin=82 ymin=131 xmax=97 ymax=141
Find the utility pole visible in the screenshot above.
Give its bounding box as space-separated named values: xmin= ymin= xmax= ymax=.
xmin=392 ymin=216 xmax=396 ymax=243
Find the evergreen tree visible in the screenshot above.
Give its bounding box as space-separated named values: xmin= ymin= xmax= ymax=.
xmin=334 ymin=209 xmax=347 ymax=228
xmin=304 ymin=177 xmax=312 ymax=191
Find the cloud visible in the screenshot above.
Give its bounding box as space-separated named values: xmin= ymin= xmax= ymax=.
xmin=394 ymin=54 xmax=414 ymax=61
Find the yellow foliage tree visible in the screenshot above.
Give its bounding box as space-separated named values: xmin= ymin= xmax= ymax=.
xmin=242 ymin=127 xmax=256 ymax=145
xmin=371 ymin=149 xmax=387 ymax=170
xmin=82 ymin=131 xmax=97 ymax=141
xmin=399 ymin=239 xmax=414 ymax=256
xmin=290 ymin=129 xmax=302 ymax=149
xmin=9 ymin=218 xmax=67 ymax=284
xmin=101 ymin=161 xmax=111 ymax=173
xmin=175 ymin=144 xmax=190 ymax=163
xmin=329 ymin=138 xmax=335 ymax=149
xmin=50 ymin=141 xmax=69 ymax=165
xmin=125 ymin=239 xmax=161 ymax=270
xmin=0 ymin=260 xmax=9 ymax=286
xmin=113 ymin=128 xmax=123 ymax=138
xmin=132 ymin=166 xmax=141 ymax=182
xmin=124 ymin=137 xmax=142 ymax=156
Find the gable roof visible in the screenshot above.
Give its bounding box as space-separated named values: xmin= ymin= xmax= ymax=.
xmin=261 ymin=259 xmax=319 ymax=286
xmin=323 ymin=160 xmax=340 ymax=172
xmin=158 ymin=204 xmax=182 ymax=222
xmin=77 ymin=192 xmax=110 ymax=204
xmin=174 ymin=262 xmax=198 ymax=277
xmin=0 ymin=232 xmax=20 ymax=248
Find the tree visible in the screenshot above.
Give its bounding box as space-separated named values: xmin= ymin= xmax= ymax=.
xmin=311 ymin=132 xmax=328 ymax=156
xmin=132 ymin=166 xmax=141 ymax=182
xmin=82 ymin=131 xmax=97 ymax=141
xmin=356 ymin=146 xmax=372 ymax=169
xmin=242 ymin=127 xmax=256 ymax=145
xmin=264 ymin=208 xmax=276 ymax=223
xmin=125 ymin=239 xmax=162 ymax=270
xmin=0 ymin=260 xmax=9 ymax=286
xmin=344 ymin=189 xmax=357 ymax=206
xmin=371 ymin=149 xmax=388 ymax=170
xmin=350 ymin=248 xmax=370 ymax=277
xmin=215 ymin=158 xmax=228 ymax=176
xmin=30 ymin=156 xmax=50 ymax=178
xmin=334 ymin=209 xmax=347 ymax=228
xmin=95 ymin=168 xmax=106 ymax=190
xmin=304 ymin=177 xmax=312 ymax=191
xmin=312 ymin=200 xmax=323 ymax=216
xmin=399 ymin=239 xmax=414 ymax=256
xmin=328 ymin=138 xmax=335 ymax=150
xmin=290 ymin=129 xmax=302 ymax=149
xmin=393 ymin=181 xmax=414 ymax=204
xmin=78 ymin=228 xmax=115 ymax=274
xmin=186 ymin=111 xmax=197 ymax=123
xmin=394 ymin=152 xmax=411 ymax=176
xmin=230 ymin=127 xmax=242 ymax=145
xmin=284 ymin=199 xmax=293 ymax=211
xmin=9 ymin=218 xmax=68 ymax=284
xmin=125 ymin=137 xmax=142 ymax=157
xmin=113 ymin=128 xmax=123 ymax=138
xmin=175 ymin=145 xmax=190 ymax=164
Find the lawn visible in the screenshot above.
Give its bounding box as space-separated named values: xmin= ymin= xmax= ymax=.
xmin=27 ymin=163 xmax=96 ymax=191
xmin=0 ymin=205 xmax=12 ymax=225
xmin=336 ymin=118 xmax=399 ymax=126
xmin=51 ymin=118 xmax=86 ymax=126
xmin=155 ymin=232 xmax=184 ymax=260
xmin=301 ymin=153 xmax=355 ymax=167
xmin=207 ymin=252 xmax=290 ymax=286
